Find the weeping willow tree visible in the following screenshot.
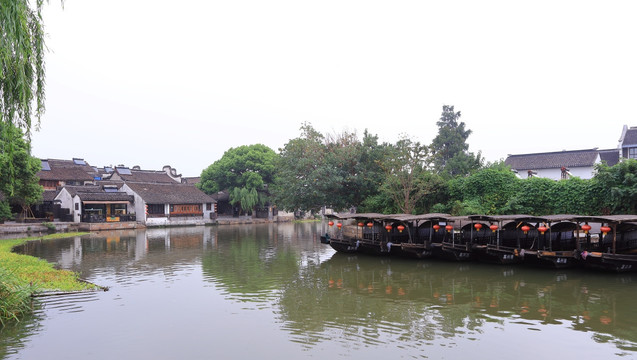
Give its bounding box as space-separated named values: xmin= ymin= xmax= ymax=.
xmin=230 ymin=187 xmax=265 ymax=215
xmin=1 ymin=1 xmax=48 ymax=220
xmin=1 ymin=0 xmax=47 ymax=137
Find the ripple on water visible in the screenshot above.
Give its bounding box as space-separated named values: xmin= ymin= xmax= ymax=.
xmin=35 ymin=291 xmax=101 ymax=315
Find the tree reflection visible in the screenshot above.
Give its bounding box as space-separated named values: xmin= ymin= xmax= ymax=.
xmin=276 ymin=253 xmax=637 ymax=351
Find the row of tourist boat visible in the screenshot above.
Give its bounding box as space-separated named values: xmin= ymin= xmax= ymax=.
xmin=322 ymin=213 xmax=637 ymax=272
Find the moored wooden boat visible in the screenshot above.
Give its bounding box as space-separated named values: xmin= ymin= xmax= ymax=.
xmin=575 ymin=215 xmax=637 ymax=272
xmin=517 ymin=215 xmax=579 ymax=269
xmin=433 ymin=217 xmax=474 ymax=261
xmin=469 ymin=215 xmax=525 ymax=265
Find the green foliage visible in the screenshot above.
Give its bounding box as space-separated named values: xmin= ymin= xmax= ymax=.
xmin=504 ymin=177 xmax=555 ymax=215
xmin=448 ymin=166 xmax=520 ymax=215
xmin=0 ymin=0 xmax=46 ymax=138
xmin=430 ymin=105 xmax=482 ymax=178
xmin=41 ymin=221 xmax=55 ymax=232
xmin=199 ymin=144 xmax=277 ymax=194
xmin=0 ymin=267 xmax=34 ymax=326
xmin=271 ymin=123 xmax=328 ymax=212
xmin=0 ymin=200 xmax=12 ymax=221
xmin=550 ymin=177 xmax=594 ymax=215
xmin=592 ymin=159 xmax=637 ymax=214
xmin=378 ymin=136 xmax=432 ymax=214
xmin=0 ymin=122 xmax=43 ymax=216
xmin=272 ymin=123 xmax=388 ymax=212
xmin=199 ymin=144 xmax=277 ymax=214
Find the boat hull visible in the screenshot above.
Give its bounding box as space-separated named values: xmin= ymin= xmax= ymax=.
xmin=522 ymin=250 xmax=577 ymax=269
xmin=474 ymin=245 xmax=523 ymax=265
xmin=328 ymin=238 xmax=359 ymax=253
xmin=580 ymin=251 xmax=637 ymax=272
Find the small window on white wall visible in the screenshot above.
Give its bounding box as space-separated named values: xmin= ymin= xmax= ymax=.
xmin=629 ymin=147 xmax=637 ymax=159
xmin=75 ymin=203 xmax=79 ymax=210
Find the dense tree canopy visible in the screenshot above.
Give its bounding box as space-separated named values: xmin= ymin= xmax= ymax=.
xmin=272 ymin=124 xmax=388 ymax=213
xmin=430 ymin=105 xmax=482 ymax=178
xmin=198 ymin=144 xmax=277 ymax=213
xmin=0 ymin=123 xmax=42 ymax=219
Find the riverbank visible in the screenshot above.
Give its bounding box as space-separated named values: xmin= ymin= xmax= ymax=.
xmin=0 ymin=232 xmax=101 ymax=325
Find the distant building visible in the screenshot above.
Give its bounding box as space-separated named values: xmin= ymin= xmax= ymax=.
xmin=121 ymin=182 xmax=216 ymax=227
xmin=504 ymin=125 xmax=632 ymax=180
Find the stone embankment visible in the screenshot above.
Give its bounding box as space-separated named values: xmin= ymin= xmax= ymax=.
xmin=0 ymin=215 xmax=295 ymax=238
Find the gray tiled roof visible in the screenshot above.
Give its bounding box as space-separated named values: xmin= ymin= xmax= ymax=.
xmin=125 ymin=182 xmax=215 ymax=204
xmin=182 ymin=177 xmax=201 ymax=185
xmin=38 ymin=159 xmax=97 ymax=181
xmin=504 ymin=149 xmax=599 ymax=170
xmin=117 ymin=170 xmax=178 ymax=183
xmin=61 ymin=185 xmax=133 ymax=202
xmin=598 ymin=149 xmax=620 ymax=166
xmin=622 ymin=127 xmax=637 ymax=147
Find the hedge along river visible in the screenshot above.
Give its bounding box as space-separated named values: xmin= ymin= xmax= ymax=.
xmin=1 ymin=222 xmax=637 ymax=360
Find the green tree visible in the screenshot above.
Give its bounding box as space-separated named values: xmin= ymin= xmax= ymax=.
xmin=378 ymin=136 xmax=431 ymax=214
xmin=430 ymin=105 xmax=482 ymax=178
xmin=199 ymin=144 xmax=277 ymax=214
xmin=592 ymin=160 xmax=637 ymax=214
xmin=271 ymin=123 xmax=328 ymax=212
xmin=273 ymin=124 xmax=389 ymax=213
xmin=0 ymin=122 xmax=42 ymax=219
xmin=1 ymin=0 xmax=46 ymax=137
xmin=447 ymin=163 xmax=519 ymax=215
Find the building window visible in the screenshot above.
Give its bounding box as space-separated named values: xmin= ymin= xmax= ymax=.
xmin=206 ymin=203 xmax=212 ymax=211
xmin=75 ymin=203 xmax=79 ymax=211
xmin=170 ymin=204 xmax=202 ymax=215
xmin=147 ymin=204 xmax=164 ymax=215
xmin=629 ymin=147 xmax=637 ymax=159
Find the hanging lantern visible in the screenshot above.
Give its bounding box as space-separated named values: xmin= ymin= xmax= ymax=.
xmin=385 ymin=225 xmax=392 ymax=232
xmin=358 ymin=222 xmax=364 ymax=227
xmin=538 ymin=226 xmax=548 ymax=235
xmin=445 ymin=225 xmax=453 ymax=232
xmin=474 ymin=223 xmax=483 ymax=231
xmin=328 ymin=221 xmax=334 ymax=227
xmin=336 ymin=223 xmax=342 ymax=229
xmin=397 ymin=225 xmax=405 ymax=233
xmin=521 ymin=225 xmax=530 ymax=234
xmin=490 ymin=224 xmax=498 ymax=232
xmin=581 ymin=224 xmax=591 ymax=234
xmin=600 ymin=226 xmax=611 ymax=236
xmin=367 ymin=222 xmax=373 ymax=228
xmin=433 ymin=224 xmax=441 ymax=231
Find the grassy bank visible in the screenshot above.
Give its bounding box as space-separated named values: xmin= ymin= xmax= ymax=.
xmin=0 ymin=232 xmax=99 ymax=325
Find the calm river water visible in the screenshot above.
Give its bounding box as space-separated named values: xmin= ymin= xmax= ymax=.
xmin=1 ymin=222 xmax=637 ymax=359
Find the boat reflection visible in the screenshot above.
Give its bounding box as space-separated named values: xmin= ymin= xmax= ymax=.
xmin=276 ymin=253 xmax=637 ymax=351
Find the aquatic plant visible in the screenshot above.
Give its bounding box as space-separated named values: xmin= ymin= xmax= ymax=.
xmin=0 ymin=268 xmax=34 ymax=326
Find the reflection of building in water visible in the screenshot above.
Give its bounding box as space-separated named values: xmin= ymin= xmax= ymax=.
xmin=57 ymin=236 xmax=84 ymax=268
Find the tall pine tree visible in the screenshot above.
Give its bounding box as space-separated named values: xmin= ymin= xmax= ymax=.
xmin=430 ymin=105 xmax=482 ymax=178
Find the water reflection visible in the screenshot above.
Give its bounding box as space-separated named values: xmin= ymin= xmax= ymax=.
xmin=2 ymin=223 xmax=636 ymax=359
xmin=277 ymin=253 xmax=637 ymax=353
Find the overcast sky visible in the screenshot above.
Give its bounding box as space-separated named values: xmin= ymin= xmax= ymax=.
xmin=32 ymin=0 xmax=637 ymax=176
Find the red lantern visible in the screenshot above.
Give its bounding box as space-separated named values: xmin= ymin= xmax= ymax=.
xmin=336 ymin=223 xmax=342 ymax=229
xmin=600 ymin=226 xmax=611 ymax=236
xmin=328 ymin=221 xmax=334 ymax=227
xmin=581 ymin=224 xmax=591 ymax=234
xmin=538 ymin=226 xmax=548 ymax=235
xmin=397 ymin=225 xmax=405 ymax=233
xmin=367 ymin=222 xmax=373 ymax=228
xmin=358 ymin=222 xmax=364 ymax=227
xmin=433 ymin=224 xmax=441 ymax=231
xmin=385 ymin=225 xmax=392 ymax=232
xmin=474 ymin=223 xmax=483 ymax=231
xmin=445 ymin=225 xmax=453 ymax=232
xmin=490 ymin=224 xmax=498 ymax=232
xmin=521 ymin=225 xmax=530 ymax=234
